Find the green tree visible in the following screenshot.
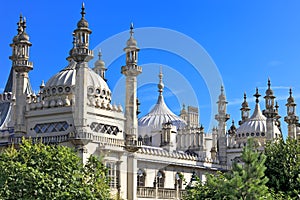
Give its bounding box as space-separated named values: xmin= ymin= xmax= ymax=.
xmin=264 ymin=137 xmax=300 ymax=199
xmin=0 ymin=139 xmax=111 ymax=200
xmin=185 ymin=139 xmax=270 ymax=200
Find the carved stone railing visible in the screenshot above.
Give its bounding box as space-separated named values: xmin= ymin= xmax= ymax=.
xmin=137 ymin=187 xmax=155 ymax=198
xmin=137 ymin=187 xmax=185 ymax=199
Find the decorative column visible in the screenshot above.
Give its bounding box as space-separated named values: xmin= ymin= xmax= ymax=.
xmin=121 ymin=23 xmax=142 ymax=200
xmin=262 ymin=79 xmax=277 ymax=141
xmin=70 ymin=3 xmax=94 ymax=153
xmin=10 ymin=15 xmax=33 ymax=134
xmin=215 ymin=86 xmax=230 ymax=165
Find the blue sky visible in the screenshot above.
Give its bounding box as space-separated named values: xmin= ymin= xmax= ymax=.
xmin=1 ymin=1 xmax=300 ymax=137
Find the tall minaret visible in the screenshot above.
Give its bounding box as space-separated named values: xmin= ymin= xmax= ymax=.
xmin=215 ymin=86 xmax=230 ymax=165
xmin=262 ymin=79 xmax=277 ymax=141
xmin=10 ymin=15 xmax=33 ymax=134
xmin=284 ymin=88 xmax=299 ymax=139
xmin=239 ymin=92 xmax=250 ymax=125
xmin=71 ymin=3 xmax=93 ymax=139
xmin=121 ymin=23 xmax=142 ymax=200
xmin=121 ymin=23 xmax=142 ymax=150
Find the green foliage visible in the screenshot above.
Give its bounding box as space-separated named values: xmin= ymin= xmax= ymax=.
xmin=0 ymin=139 xmax=111 ymax=200
xmin=264 ymin=137 xmax=300 ymax=199
xmin=185 ymin=138 xmax=270 ymax=200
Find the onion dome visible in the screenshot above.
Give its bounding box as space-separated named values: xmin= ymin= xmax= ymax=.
xmin=126 ymin=23 xmax=138 ymax=48
xmin=138 ymin=68 xmax=187 ymax=130
xmin=236 ymin=88 xmax=280 ymax=145
xmin=265 ymin=78 xmax=274 ymax=96
xmin=44 ymin=60 xmax=111 ymax=104
xmin=77 ymin=3 xmax=89 ymax=29
xmin=93 ymin=50 xmax=106 ymax=80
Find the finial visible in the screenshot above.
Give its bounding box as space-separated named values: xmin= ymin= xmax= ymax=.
xmin=289 ymin=88 xmax=292 ymax=97
xmin=81 ymin=2 xmax=86 ymax=18
xmin=243 ymin=92 xmax=247 ymax=101
xmin=17 ymin=13 xmax=23 ymax=33
xmin=275 ymin=101 xmax=279 ymax=110
xmin=182 ymin=103 xmax=186 ymax=110
xmin=98 ymin=49 xmax=102 ymax=60
xmin=158 ymin=66 xmax=164 ymax=95
xmin=232 ymin=119 xmax=235 ymax=125
xmin=254 ymin=87 xmax=261 ymax=103
xmin=22 ymin=17 xmax=27 ymax=31
xmin=221 ymin=85 xmax=224 ymax=94
xmin=40 ymin=80 xmax=45 ymax=89
xmin=268 ymin=78 xmax=271 ymax=89
xmin=130 ymin=22 xmax=134 ymax=37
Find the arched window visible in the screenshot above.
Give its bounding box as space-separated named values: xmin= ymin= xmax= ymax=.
xmin=137 ymin=169 xmax=146 ymax=187
xmin=156 ymin=171 xmax=165 ymax=188
xmin=175 ymin=172 xmax=183 ymax=189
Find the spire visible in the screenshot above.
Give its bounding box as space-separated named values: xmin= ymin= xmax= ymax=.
xmin=130 ymin=22 xmax=134 ymax=37
xmin=158 ymin=66 xmax=164 ymax=95
xmin=81 ymin=2 xmax=86 ymax=18
xmin=254 ymin=87 xmax=260 ymax=104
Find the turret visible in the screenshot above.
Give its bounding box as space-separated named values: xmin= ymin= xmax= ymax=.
xmin=160 ymin=121 xmax=177 ymax=152
xmin=262 ymin=79 xmax=277 ymax=141
xmin=239 ymin=92 xmax=250 ymax=125
xmin=93 ymin=50 xmax=107 ymax=81
xmin=215 ymin=85 xmax=230 ymax=165
xmin=284 ymin=88 xmax=299 ymax=139
xmin=10 ymin=15 xmax=33 ymax=134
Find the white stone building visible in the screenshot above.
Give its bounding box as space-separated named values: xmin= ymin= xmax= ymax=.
xmin=0 ymin=4 xmax=299 ymax=200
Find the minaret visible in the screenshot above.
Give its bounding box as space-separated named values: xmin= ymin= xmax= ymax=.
xmin=262 ymin=79 xmax=277 ymax=141
xmin=71 ymin=3 xmax=93 ymax=143
xmin=10 ymin=15 xmax=33 ymax=134
xmin=284 ymin=88 xmax=299 ymax=139
xmin=121 ymin=23 xmax=142 ymax=150
xmin=215 ymin=86 xmax=230 ymax=165
xmin=239 ymin=92 xmax=250 ymax=125
xmin=121 ymin=23 xmax=142 ymax=200
xmin=93 ymin=50 xmax=107 ymax=81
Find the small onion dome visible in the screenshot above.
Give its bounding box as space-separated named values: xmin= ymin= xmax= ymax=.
xmin=77 ymin=3 xmax=89 ymax=29
xmin=287 ymin=88 xmax=295 ymax=104
xmin=265 ymin=78 xmax=274 ymax=96
xmin=94 ymin=51 xmax=105 ymax=70
xmin=126 ymin=23 xmax=138 ymax=48
xmin=218 ymin=85 xmax=226 ymax=101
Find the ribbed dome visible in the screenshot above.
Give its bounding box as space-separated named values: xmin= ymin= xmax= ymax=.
xmin=44 ymin=60 xmax=111 ymax=103
xmin=139 ymin=69 xmax=186 ymax=130
xmin=138 ymin=95 xmax=187 ymax=130
xmin=236 ymin=103 xmax=280 ymax=142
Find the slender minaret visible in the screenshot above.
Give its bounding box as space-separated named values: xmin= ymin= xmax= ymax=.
xmin=121 ymin=23 xmax=142 ymax=150
xmin=121 ymin=23 xmax=142 ymax=200
xmin=10 ymin=15 xmax=33 ymax=134
xmin=93 ymin=50 xmax=107 ymax=81
xmin=215 ymin=86 xmax=230 ymax=165
xmin=239 ymin=92 xmax=250 ymax=125
xmin=262 ymin=79 xmax=277 ymax=141
xmin=71 ymin=3 xmax=93 ymax=139
xmin=284 ymin=88 xmax=299 ymax=139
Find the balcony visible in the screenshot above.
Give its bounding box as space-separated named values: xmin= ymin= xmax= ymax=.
xmin=137 ymin=187 xmax=186 ymax=199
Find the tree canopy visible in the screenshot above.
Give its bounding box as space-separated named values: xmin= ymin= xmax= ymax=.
xmin=264 ymin=137 xmax=300 ymax=199
xmin=0 ymin=139 xmax=111 ymax=200
xmin=184 ymin=139 xmax=270 ymax=200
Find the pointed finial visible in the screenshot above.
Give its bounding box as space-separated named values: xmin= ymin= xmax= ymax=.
xmin=254 ymin=87 xmax=261 ymax=103
xmin=81 ymin=2 xmax=86 ymax=18
xmin=17 ymin=13 xmax=23 ymax=33
xmin=243 ymin=92 xmax=247 ymax=101
xmin=182 ymin=103 xmax=186 ymax=110
xmin=275 ymin=101 xmax=279 ymax=110
xmin=289 ymin=87 xmax=292 ymax=97
xmin=232 ymin=119 xmax=235 ymax=125
xmin=221 ymin=85 xmax=224 ymax=94
xmin=22 ymin=17 xmax=27 ymax=31
xmin=40 ymin=80 xmax=45 ymax=89
xmin=268 ymin=78 xmax=271 ymax=89
xmin=130 ymin=22 xmax=134 ymax=36
xmin=158 ymin=66 xmax=164 ymax=95
xmin=98 ymin=49 xmax=102 ymax=60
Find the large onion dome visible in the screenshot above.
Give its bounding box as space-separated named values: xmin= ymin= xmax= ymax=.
xmin=43 ymin=60 xmax=111 ymax=104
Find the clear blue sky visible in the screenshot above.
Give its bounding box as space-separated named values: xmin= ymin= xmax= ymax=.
xmin=1 ymin=1 xmax=300 ymax=137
